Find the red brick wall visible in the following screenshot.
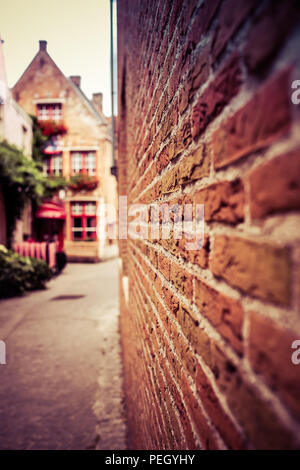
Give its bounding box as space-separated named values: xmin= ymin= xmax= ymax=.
xmin=117 ymin=0 xmax=300 ymax=449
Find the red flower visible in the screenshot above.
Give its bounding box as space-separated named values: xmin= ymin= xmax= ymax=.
xmin=68 ymin=174 xmax=98 ymax=191
xmin=38 ymin=120 xmax=68 ymax=137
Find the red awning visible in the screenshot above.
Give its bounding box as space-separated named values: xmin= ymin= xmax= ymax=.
xmin=36 ymin=202 xmax=66 ymax=220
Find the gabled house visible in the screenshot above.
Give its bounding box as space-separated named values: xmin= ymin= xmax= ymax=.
xmin=12 ymin=40 xmax=117 ymax=262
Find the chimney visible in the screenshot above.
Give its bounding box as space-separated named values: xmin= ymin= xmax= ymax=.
xmin=39 ymin=40 xmax=47 ymax=52
xmin=92 ymin=93 xmax=103 ymax=114
xmin=70 ymin=76 xmax=81 ymax=88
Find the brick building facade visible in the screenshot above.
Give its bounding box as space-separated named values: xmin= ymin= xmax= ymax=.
xmin=117 ymin=0 xmax=300 ymax=449
xmin=13 ymin=41 xmax=117 ymax=261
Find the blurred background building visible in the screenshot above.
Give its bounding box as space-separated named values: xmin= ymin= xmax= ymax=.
xmin=12 ymin=40 xmax=117 ymax=262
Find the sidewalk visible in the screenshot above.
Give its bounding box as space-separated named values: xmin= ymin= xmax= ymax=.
xmin=0 ymin=259 xmax=126 ymax=450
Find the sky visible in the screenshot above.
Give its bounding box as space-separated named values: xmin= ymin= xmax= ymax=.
xmin=0 ymin=0 xmax=114 ymax=116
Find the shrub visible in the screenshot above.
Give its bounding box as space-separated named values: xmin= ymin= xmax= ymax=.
xmin=0 ymin=248 xmax=52 ymax=298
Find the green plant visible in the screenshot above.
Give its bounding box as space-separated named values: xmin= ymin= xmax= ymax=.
xmin=0 ymin=140 xmax=46 ymax=246
xmin=28 ymin=256 xmax=53 ymax=290
xmin=30 ymin=115 xmax=48 ymax=166
xmin=0 ymin=249 xmax=52 ymax=298
xmin=0 ymin=138 xmax=67 ymax=245
xmin=68 ymin=173 xmax=98 ymax=191
xmin=43 ymin=176 xmax=67 ymax=198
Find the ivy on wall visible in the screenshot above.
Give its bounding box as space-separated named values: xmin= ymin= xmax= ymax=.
xmin=31 ymin=115 xmax=48 ymax=165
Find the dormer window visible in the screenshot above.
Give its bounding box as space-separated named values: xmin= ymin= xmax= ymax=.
xmin=37 ymin=103 xmax=62 ymax=121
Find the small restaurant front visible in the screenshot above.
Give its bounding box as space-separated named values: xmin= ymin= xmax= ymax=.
xmin=13 ymin=200 xmax=66 ymax=272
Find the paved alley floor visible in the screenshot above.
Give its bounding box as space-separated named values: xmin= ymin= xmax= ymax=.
xmin=0 ymin=259 xmax=127 ymax=450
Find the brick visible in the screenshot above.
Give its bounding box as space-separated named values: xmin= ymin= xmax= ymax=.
xmin=194 ymin=179 xmax=245 ymax=224
xmin=211 ymin=235 xmax=291 ymax=305
xmin=177 ymin=41 xmax=211 ymax=114
xmin=170 ymin=263 xmax=193 ymax=299
xmin=191 ymin=55 xmax=242 ymax=139
xmin=211 ymin=344 xmax=299 ymax=449
xmin=249 ymin=149 xmax=300 ymax=219
xmin=248 ymin=311 xmax=300 ymax=420
xmin=168 ymin=63 xmax=180 ymax=100
xmin=146 ymin=244 xmax=158 ymax=269
xmin=165 ymin=341 xmax=182 ymax=383
xmin=156 ymin=138 xmax=176 ymax=173
xmin=178 ymin=82 xmax=190 ymax=116
xmin=163 ymin=364 xmax=198 ymax=449
xmin=174 ymin=116 xmax=192 ymax=157
xmin=188 ymin=42 xmax=211 ymax=102
xmin=157 ymin=300 xmax=171 ymax=334
xmin=244 ymin=0 xmax=300 ymax=72
xmin=178 ymin=303 xmax=212 ymax=365
xmin=162 ymin=284 xmax=179 ymax=317
xmin=213 ymin=69 xmax=291 ymax=169
xmin=178 ymin=1 xmax=196 ymax=37
xmin=160 ymin=97 xmax=178 ymax=143
xmin=167 ymin=1 xmax=182 ymax=42
xmin=188 ymin=0 xmax=221 ymax=47
xmin=159 ymin=232 xmax=178 ymax=256
xmin=176 ymin=233 xmax=210 ymax=269
xmin=157 ymin=90 xmax=168 ymax=126
xmin=195 ymin=363 xmax=246 ymax=449
xmin=212 ymin=0 xmax=259 ymax=59
xmin=171 ymin=324 xmax=197 ymax=378
xmin=178 ymin=143 xmax=210 ymax=184
xmin=195 ymin=278 xmax=243 ymax=354
xmin=181 ymin=372 xmax=221 ymax=449
xmin=165 ymin=393 xmax=187 ymax=449
xmin=158 ymin=169 xmax=177 ymax=196
xmin=158 ymin=252 xmax=171 ymax=280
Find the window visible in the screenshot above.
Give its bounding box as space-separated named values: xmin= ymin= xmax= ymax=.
xmin=71 ymin=151 xmax=96 ymax=175
xmin=37 ymin=103 xmax=62 ymax=121
xmin=71 ymin=202 xmax=97 ymax=241
xmin=43 ymin=153 xmax=63 ymax=176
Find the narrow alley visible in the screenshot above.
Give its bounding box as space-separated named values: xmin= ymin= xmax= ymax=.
xmin=1 ymin=0 xmax=300 ymax=453
xmin=0 ymin=259 xmax=127 ymax=450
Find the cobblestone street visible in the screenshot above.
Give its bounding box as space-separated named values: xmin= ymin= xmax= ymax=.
xmin=0 ymin=259 xmax=127 ymax=450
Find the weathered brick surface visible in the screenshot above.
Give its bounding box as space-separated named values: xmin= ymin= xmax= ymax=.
xmin=211 ymin=0 xmax=259 ymax=59
xmin=195 ymin=363 xmax=246 ymax=449
xmin=249 ymin=149 xmax=300 ymax=219
xmin=244 ymin=0 xmax=300 ymax=72
xmin=211 ymin=343 xmax=299 ymax=450
xmin=178 ymin=143 xmax=211 ymax=184
xmin=117 ymin=0 xmax=300 ymax=450
xmin=248 ymin=311 xmax=300 ymax=420
xmin=213 ymin=69 xmax=291 ymax=169
xmin=211 ymin=235 xmax=291 ymax=305
xmin=180 ymin=371 xmax=221 ymax=450
xmin=195 ymin=278 xmax=244 ymax=354
xmin=194 ymin=179 xmax=245 ymax=224
xmin=191 ymin=55 xmax=242 ymax=139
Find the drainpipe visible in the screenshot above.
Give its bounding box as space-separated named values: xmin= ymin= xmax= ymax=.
xmin=110 ymin=0 xmax=117 ymax=177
